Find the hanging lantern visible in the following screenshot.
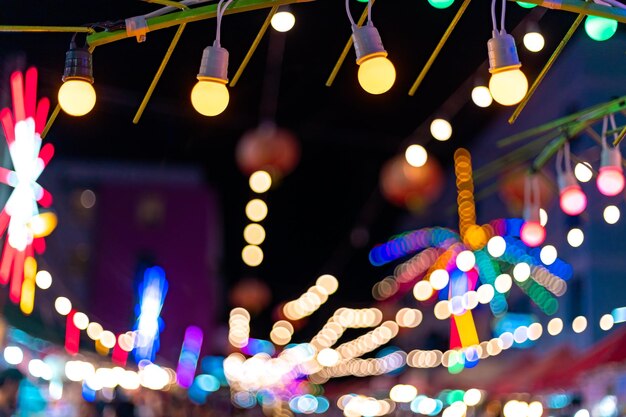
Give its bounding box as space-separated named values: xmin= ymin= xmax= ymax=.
xmin=236 ymin=123 xmax=300 ymax=179
xmin=380 ymin=155 xmax=444 ymax=211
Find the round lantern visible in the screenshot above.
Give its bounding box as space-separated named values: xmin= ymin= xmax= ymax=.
xmin=229 ymin=278 xmax=271 ymax=314
xmin=380 ymin=155 xmax=445 ymax=211
xmin=499 ymin=168 xmax=555 ymax=215
xmin=236 ymin=123 xmax=300 ymax=179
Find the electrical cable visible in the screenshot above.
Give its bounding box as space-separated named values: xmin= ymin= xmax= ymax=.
xmin=215 ymin=0 xmax=234 ymax=46
xmin=345 ymin=0 xmax=356 ymax=27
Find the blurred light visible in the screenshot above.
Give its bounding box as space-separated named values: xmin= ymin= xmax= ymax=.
xmin=456 ymin=250 xmax=475 ymax=272
xmin=604 ymin=205 xmax=620 ymax=224
xmin=176 ymin=326 xmax=204 ymax=389
xmin=35 ymin=270 xmax=52 ymax=290
xmin=49 ymin=380 xmax=63 ymax=400
xmin=513 ymin=262 xmax=531 ymax=282
xmin=540 ymin=245 xmax=557 ymax=265
xmin=517 ymin=1 xmax=537 ymax=7
xmin=567 ymin=228 xmax=584 ymax=248
xmin=574 ymin=409 xmax=590 ymax=417
xmin=560 ymin=185 xmax=587 ymax=216
xmin=243 ymin=223 xmax=266 ymax=245
xmin=414 ymin=280 xmax=434 ymax=301
xmin=434 ymin=301 xmax=451 ymax=320
xmin=520 ymin=221 xmax=546 ymax=247
xmin=612 ymin=306 xmax=626 ymax=323
xmin=428 ymin=0 xmax=455 ymax=8
xmin=195 ymin=374 xmax=220 ymax=392
xmin=539 ymin=208 xmax=548 ymax=226
xmin=139 ymin=363 xmax=170 ymax=390
xmin=495 ymin=274 xmax=512 ymax=293
xmin=572 ymin=316 xmax=588 ymax=333
xmin=547 ymin=318 xmax=563 ymax=335
xmin=430 ymin=118 xmax=452 ymax=141
xmin=396 ymin=308 xmax=423 ymax=328
xmin=600 ymin=314 xmax=614 ymax=330
xmin=317 ymin=348 xmax=340 ymax=367
xmin=390 ymin=384 xmax=418 ymax=403
xmin=574 ymin=162 xmax=593 ymax=183
xmin=99 ymin=331 xmax=117 ymax=349
xmin=477 ymin=284 xmax=495 ymax=304
xmin=3 ymin=346 xmax=23 ymax=365
xmin=87 ymin=322 xmax=104 ymax=340
xmin=523 ymin=32 xmax=545 ymax=52
xmin=271 ymin=10 xmax=296 ymax=32
xmin=528 ymin=402 xmax=543 ymax=417
xmin=28 ymin=359 xmax=51 ymax=379
xmin=597 ymin=166 xmax=625 ymax=196
xmin=471 ymin=86 xmax=492 ymax=108
xmin=527 ymin=322 xmax=543 ymax=340
xmin=54 ymin=297 xmax=72 ymax=315
xmin=73 ymin=312 xmax=89 ymax=330
xmin=316 ymin=274 xmax=339 ymax=294
xmin=249 ymin=171 xmax=272 ymax=193
xmin=245 ymin=199 xmax=268 ymax=222
xmin=80 ymin=189 xmax=96 ymax=208
xmin=430 ymin=269 xmax=450 ymax=290
xmin=487 ymin=235 xmax=506 ymax=258
xmin=242 ymin=245 xmax=264 ymax=267
xmin=405 ymin=144 xmax=428 ymax=168
xmin=119 ymin=370 xmax=140 ymax=390
xmin=463 ymin=389 xmax=482 ymax=406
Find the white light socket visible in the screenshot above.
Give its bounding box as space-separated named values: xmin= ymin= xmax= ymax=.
xmin=197 ymin=42 xmax=229 ymax=82
xmin=488 ymin=32 xmax=521 ymax=73
xmin=352 ymin=25 xmax=387 ymax=65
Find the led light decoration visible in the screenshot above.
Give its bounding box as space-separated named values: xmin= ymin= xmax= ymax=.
xmin=597 ymin=115 xmax=625 ymax=196
xmin=523 ymin=23 xmax=545 ymax=52
xmin=431 ymin=118 xmax=453 ymax=141
xmin=58 ymin=41 xmax=96 ymax=116
xmin=0 ymin=67 xmax=56 ymax=306
xmin=585 ymin=15 xmax=617 ymax=42
xmin=191 ymin=0 xmax=233 ymax=116
xmin=487 ymin=0 xmax=528 ymax=105
xmin=271 ymin=7 xmax=296 ymax=32
xmin=176 ymin=326 xmax=204 ymax=388
xmin=347 ymin=0 xmax=396 ymax=94
xmin=471 ymin=85 xmax=493 ymax=108
xmin=133 ymin=266 xmax=168 ymax=362
xmin=520 ymin=175 xmax=546 ymax=247
xmin=557 ymin=143 xmax=587 ymax=216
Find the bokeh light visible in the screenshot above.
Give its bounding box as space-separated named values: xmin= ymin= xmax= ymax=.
xmin=471 ymin=86 xmax=493 ymax=108
xmin=574 ymin=161 xmax=593 ymax=183
xmin=243 ymin=223 xmax=266 ymax=245
xmin=572 ymin=316 xmax=588 ymax=333
xmin=249 ymin=170 xmax=272 ymax=193
xmin=603 ymin=205 xmax=620 ymax=224
xmin=547 ymin=318 xmax=564 ymax=336
xmin=55 ymin=297 xmax=72 ymax=316
xmin=567 ymin=228 xmax=584 ymax=248
xmin=242 ymin=245 xmax=264 ymax=267
xmin=405 ymin=144 xmax=428 ymax=168
xmin=430 ymin=119 xmax=452 ymax=141
xmin=245 ymin=199 xmax=268 ymax=222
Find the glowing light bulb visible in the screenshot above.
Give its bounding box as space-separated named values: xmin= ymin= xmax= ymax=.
xmin=572 ymin=315 xmax=587 ymax=333
xmin=489 ymin=69 xmax=528 ymax=106
xmin=357 ymin=55 xmax=396 ymax=95
xmin=523 ymin=32 xmax=545 ymax=52
xmin=574 ymin=162 xmax=593 ymax=182
xmin=539 ymin=208 xmax=548 ymax=226
xmin=428 ymin=0 xmax=455 ymax=8
xmin=55 ymin=297 xmax=72 ymax=316
xmin=58 ymin=79 xmax=96 ymax=116
xmin=271 ymin=10 xmax=295 ymax=32
xmin=567 ymin=228 xmax=584 ymax=248
xmin=471 ymin=86 xmax=493 ymax=108
xmin=487 ymin=235 xmax=506 ymax=257
xmin=243 ymin=223 xmax=266 ymax=245
xmin=249 ymin=170 xmax=272 ymax=193
xmin=540 ymin=245 xmax=557 ymax=265
xmin=597 ymin=167 xmax=625 ymax=196
xmin=560 ymin=185 xmax=587 ymax=216
xmin=242 ymin=245 xmax=264 ymax=267
xmin=191 ymin=80 xmax=229 ymax=116
xmin=35 ymin=270 xmax=52 ymax=289
xmin=405 ymin=144 xmax=428 ymax=167
xmin=520 ymin=221 xmax=546 ymax=247
xmin=517 ymin=1 xmax=537 ymax=7
xmin=513 ymin=262 xmax=531 ymax=282
xmin=585 ymin=15 xmax=617 ymax=42
xmin=604 ymin=205 xmax=620 ymax=224
xmin=456 ymin=250 xmax=475 ymax=272
xmin=430 ymin=118 xmax=452 ymax=141
xmin=495 ymin=274 xmax=512 ymax=293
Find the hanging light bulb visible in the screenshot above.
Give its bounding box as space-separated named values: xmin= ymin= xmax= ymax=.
xmin=520 ymin=175 xmax=545 ymax=247
xmin=471 ymin=85 xmax=493 ymax=108
xmin=348 ymin=0 xmax=395 ymax=95
xmin=585 ymin=15 xmax=617 ymax=42
xmin=523 ymin=22 xmax=545 ymax=52
xmin=597 ymin=116 xmax=624 ymax=196
xmin=58 ymin=41 xmax=96 ymax=116
xmin=487 ymin=31 xmax=528 ymax=105
xmin=191 ymin=0 xmax=232 ymax=116
xmin=271 ymin=6 xmax=296 ymax=32
xmin=557 ymin=143 xmax=587 ymax=216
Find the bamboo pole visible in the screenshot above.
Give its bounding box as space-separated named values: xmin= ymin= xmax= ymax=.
xmin=506 ymin=0 xmax=626 ymax=23
xmin=0 ymin=26 xmax=95 ymax=33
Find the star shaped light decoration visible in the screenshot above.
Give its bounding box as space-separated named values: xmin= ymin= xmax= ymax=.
xmin=0 ymin=67 xmax=56 ymax=311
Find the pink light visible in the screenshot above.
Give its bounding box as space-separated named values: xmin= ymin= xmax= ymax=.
xmin=0 ymin=109 xmax=15 ymax=146
xmin=520 ymin=221 xmax=546 ymax=247
xmin=9 ymin=249 xmax=25 ymax=303
xmin=597 ymin=166 xmax=625 ymax=196
xmin=10 ymin=71 xmax=25 ymax=122
xmin=0 ymin=242 xmax=13 ymax=285
xmin=560 ymin=185 xmax=587 ymax=216
xmin=112 ymin=339 xmax=129 ymax=366
xmin=65 ymin=310 xmax=80 ymax=356
xmin=35 ymin=98 xmax=50 ymax=135
xmin=24 ymin=68 xmax=37 ymax=120
xmin=38 ymin=143 xmax=54 ymax=167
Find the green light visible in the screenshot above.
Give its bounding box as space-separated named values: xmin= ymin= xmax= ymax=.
xmin=428 ymin=0 xmax=455 ymax=9
xmin=446 ymin=390 xmax=465 ymax=404
xmin=517 ymin=2 xmax=537 ymax=8
xmin=585 ymin=15 xmax=618 ymax=41
xmin=356 ymin=0 xmax=368 ymax=2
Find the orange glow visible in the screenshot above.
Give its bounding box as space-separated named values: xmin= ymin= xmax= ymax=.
xmin=30 ymin=212 xmax=58 ymax=238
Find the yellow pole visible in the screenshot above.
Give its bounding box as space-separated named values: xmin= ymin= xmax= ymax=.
xmin=0 ymin=25 xmax=95 ymax=33
xmin=408 ymin=0 xmax=472 ymax=96
xmin=613 ymin=125 xmax=626 ymax=146
xmin=133 ymin=23 xmax=187 ymax=124
xmin=508 ymin=13 xmax=584 ymax=124
xmin=230 ymin=6 xmax=279 ymax=87
xmin=325 ymin=0 xmax=375 ymax=88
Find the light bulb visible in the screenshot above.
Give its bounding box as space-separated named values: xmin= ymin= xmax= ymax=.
xmin=604 ymin=205 xmax=620 ymax=224
xmin=489 ymin=69 xmax=528 ymax=106
xmin=574 ymin=161 xmax=593 ymax=182
xmin=560 ymin=185 xmax=587 ymax=215
xmin=271 ymin=11 xmax=295 ymax=32
xmin=517 ymin=1 xmax=537 ymax=7
xmin=597 ymin=167 xmax=625 ymax=196
xmin=567 ymin=228 xmax=584 ymax=247
xmin=523 ymin=32 xmax=545 ymax=52
xmin=585 ymin=15 xmax=617 ymax=42
xmin=58 ymin=79 xmax=96 ymax=116
xmin=428 ymin=0 xmax=455 ymax=9
xmin=405 ymin=144 xmax=428 ymax=167
xmin=430 ymin=118 xmax=452 ymax=141
xmin=191 ymin=80 xmax=229 ymax=116
xmin=520 ymin=221 xmax=545 ymax=247
xmin=456 ymin=250 xmax=475 ymax=272
xmin=471 ymin=86 xmax=493 ymax=108
xmin=357 ymin=55 xmax=396 ymax=95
